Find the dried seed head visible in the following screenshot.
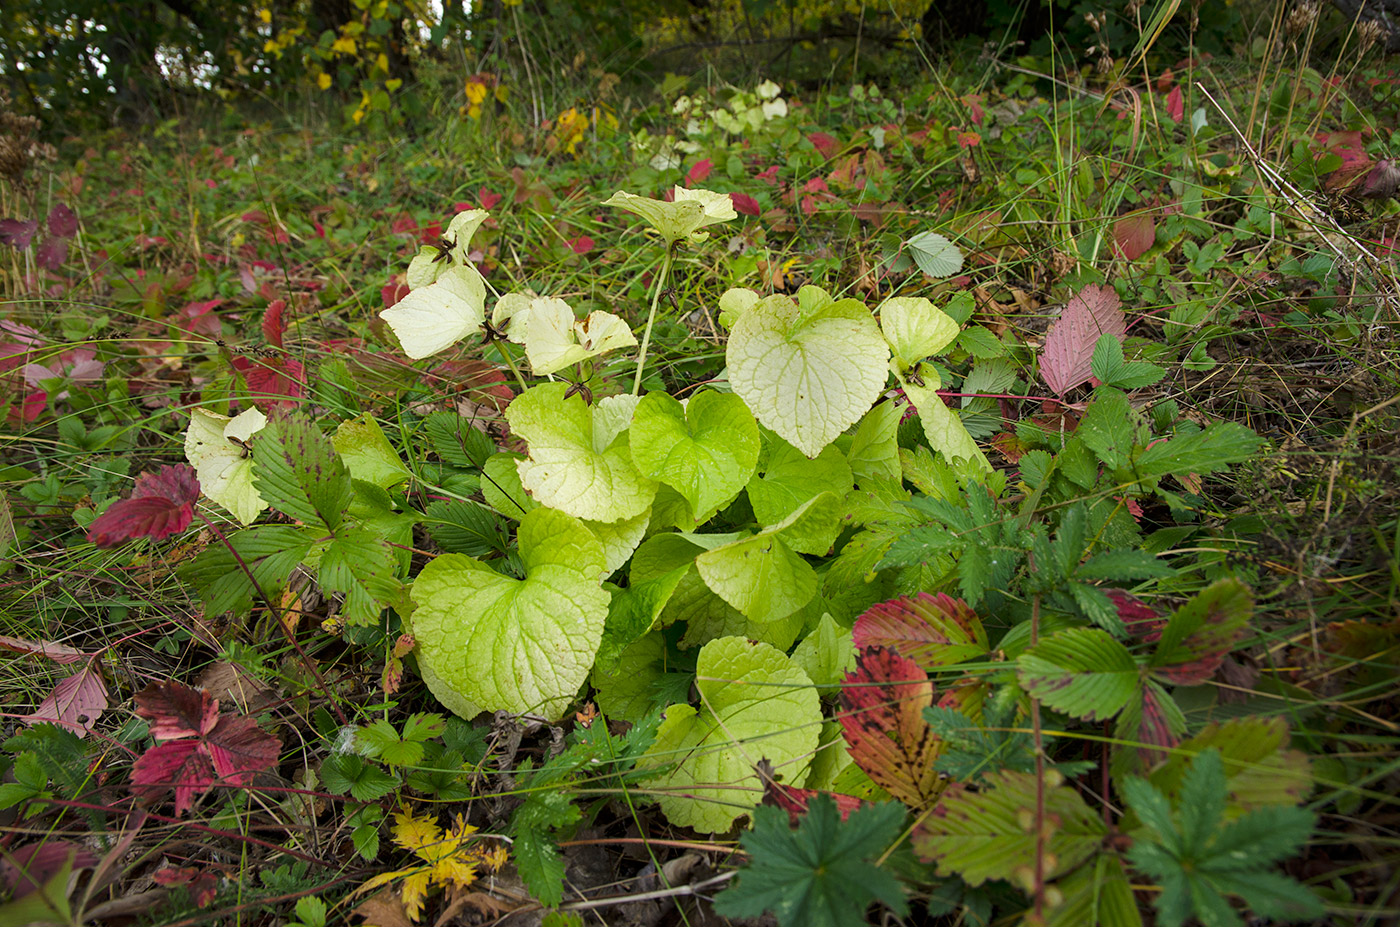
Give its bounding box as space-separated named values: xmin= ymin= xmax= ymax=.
xmin=1285 ymin=1 xmax=1320 ymax=38
xmin=1359 ymin=18 xmax=1385 ymax=56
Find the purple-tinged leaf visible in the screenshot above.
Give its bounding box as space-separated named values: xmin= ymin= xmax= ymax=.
xmin=47 ymin=203 xmax=78 ymax=239
xmin=87 ymin=464 xmax=199 ymax=547
xmin=1149 ymin=578 xmax=1251 ymax=685
xmin=1040 ymin=284 xmax=1125 ymax=396
xmin=852 ymin=592 xmax=988 ymax=670
xmin=0 ymin=218 xmax=38 ymax=249
xmin=35 ymin=237 xmax=68 ymax=270
xmin=1016 ymin=627 xmax=1139 ymax=721
xmin=22 ymin=660 xmax=109 ymax=737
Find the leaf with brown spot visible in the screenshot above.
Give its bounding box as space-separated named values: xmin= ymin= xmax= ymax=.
xmin=1148 ymin=578 xmax=1251 ymax=685
xmin=23 ymin=659 xmax=108 ymax=737
xmin=853 ymin=592 xmax=988 ymax=670
xmin=838 ymin=646 xmax=946 ymax=809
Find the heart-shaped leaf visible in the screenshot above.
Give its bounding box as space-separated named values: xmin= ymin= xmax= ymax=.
xmin=727 ymin=290 xmax=889 ymax=458
xmin=630 ymin=390 xmax=759 ymax=522
xmin=410 ymin=507 xmax=609 ymax=720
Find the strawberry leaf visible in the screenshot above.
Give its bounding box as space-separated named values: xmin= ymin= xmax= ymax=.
xmin=0 ymin=218 xmax=38 ymax=249
xmin=131 ymin=682 xmax=280 ymax=815
xmin=1017 ymin=627 xmax=1140 ymax=721
xmin=1149 ymin=578 xmax=1252 ymax=685
xmin=852 ymin=592 xmax=989 ymax=670
xmin=47 ymin=204 xmax=78 ymax=239
xmin=839 ymin=647 xmax=946 ymax=809
xmin=88 ymin=464 xmax=200 ymax=547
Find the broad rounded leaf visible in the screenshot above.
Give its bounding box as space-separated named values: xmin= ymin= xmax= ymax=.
xmin=184 ymin=407 xmax=268 ymax=525
xmin=605 ymin=187 xmax=736 ymax=244
xmin=379 ymin=264 xmax=486 ymax=359
xmin=694 ymin=494 xmax=838 ymax=623
xmin=410 ymin=507 xmax=608 ymax=720
xmin=728 ymin=293 xmax=889 ymax=457
xmin=507 ymin=383 xmax=657 ymax=523
xmin=878 ymin=296 xmax=960 ymax=368
xmin=905 ymin=231 xmax=964 ymax=278
xmin=746 ymin=433 xmax=851 ymax=554
xmin=639 ymin=636 xmax=821 ymax=832
xmin=590 ymin=630 xmax=666 ymax=723
xmin=631 ymin=391 xmax=758 ymax=523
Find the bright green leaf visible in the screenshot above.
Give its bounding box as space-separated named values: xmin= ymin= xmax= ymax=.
xmin=630 ymin=390 xmax=758 ymax=522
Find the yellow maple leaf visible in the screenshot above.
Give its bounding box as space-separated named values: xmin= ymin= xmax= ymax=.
xmin=393 ymin=806 xmax=442 ymax=852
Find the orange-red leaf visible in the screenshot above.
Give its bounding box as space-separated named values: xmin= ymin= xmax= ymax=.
xmin=839 ymin=647 xmax=946 ymax=809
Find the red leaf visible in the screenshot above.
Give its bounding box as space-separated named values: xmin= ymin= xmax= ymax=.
xmin=1361 ymin=159 xmax=1400 ymax=200
xmin=381 ymin=282 xmax=410 ymax=309
xmin=1113 ymin=211 xmax=1155 ymax=261
xmin=0 ymin=635 xmax=89 ymax=663
xmin=1 ymin=842 xmax=97 ymax=899
xmin=1040 ymin=284 xmax=1125 ymax=396
xmin=763 ymin=780 xmax=866 ymax=826
xmin=48 ymin=203 xmax=78 ymax=239
xmin=23 ymin=660 xmax=109 ymax=737
xmin=232 ymin=356 xmax=306 ymax=409
xmin=839 ymin=647 xmax=945 ymax=809
xmin=36 ymin=237 xmax=68 ymax=270
xmin=685 ymin=159 xmax=713 ymax=185
xmin=957 ymin=131 xmax=981 ymax=149
xmin=10 ymin=390 xmax=46 ymax=424
xmin=754 ymin=165 xmax=781 ymax=185
xmin=261 ymin=300 xmax=287 ymax=349
xmin=131 ymin=682 xmax=280 ymax=815
xmin=153 ymin=867 xmax=221 ymax=907
xmin=1111 ymin=589 xmax=1165 ymax=643
xmin=177 ymin=299 xmax=223 ymax=337
xmin=808 ymin=132 xmax=839 ymax=159
xmin=1149 ymin=579 xmax=1252 ymax=686
xmin=853 ymin=593 xmax=987 ymax=671
xmin=1166 ymin=86 xmax=1184 ymax=123
xmin=0 ymin=218 xmax=38 ymax=249
xmin=730 ymin=192 xmax=761 ymax=216
xmin=566 ymin=235 xmax=595 ymax=254
xmin=87 ymin=464 xmax=199 ymax=547
xmin=478 ymin=187 xmax=503 ymax=210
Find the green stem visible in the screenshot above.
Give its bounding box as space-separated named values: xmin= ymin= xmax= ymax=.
xmin=498 ymin=342 xmax=530 ymax=394
xmin=632 ymin=247 xmax=675 ymax=396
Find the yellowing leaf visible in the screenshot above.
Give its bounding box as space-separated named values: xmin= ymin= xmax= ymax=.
xmin=379 ymin=265 xmax=486 ymax=359
xmin=317 ymin=72 xmax=332 ymax=90
xmin=331 ymin=35 xmax=357 ymax=55
xmin=604 ymin=186 xmax=736 ymax=244
xmin=519 ymin=297 xmax=636 ymax=375
xmin=184 ymin=407 xmax=268 ymax=524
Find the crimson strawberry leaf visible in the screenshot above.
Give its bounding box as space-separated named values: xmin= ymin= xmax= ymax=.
xmin=839 ymin=647 xmax=947 ymax=809
xmin=1113 ymin=211 xmax=1154 ymax=261
xmin=130 ymin=682 xmax=280 ymax=815
xmin=262 ymin=299 xmax=287 ymax=349
xmin=88 ymin=464 xmax=200 ymax=547
xmin=35 ymin=238 xmax=68 ymax=270
xmin=852 ymin=592 xmax=988 ymax=670
xmin=232 ymin=355 xmax=306 ymax=409
xmin=714 ymin=795 xmax=908 ymax=927
xmin=1040 ymin=284 xmax=1125 ymax=396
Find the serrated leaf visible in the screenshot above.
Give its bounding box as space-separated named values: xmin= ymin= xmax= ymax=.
xmin=714 ymin=796 xmax=908 ymax=927
xmin=422 ymin=411 xmax=495 ymax=470
xmin=1146 ymin=717 xmax=1312 ymax=807
xmin=899 ymin=374 xmax=991 ymax=470
xmin=507 ymin=383 xmax=657 ymax=523
xmin=852 ymin=592 xmax=988 ymax=670
xmin=694 ymin=494 xmax=835 ymax=622
xmin=630 ymin=390 xmax=758 ymax=522
xmin=1076 ymin=387 xmax=1137 ymax=470
xmin=1046 ymin=853 xmax=1142 ymax=927
xmin=321 ymin=753 xmax=400 ymax=801
xmin=318 ymin=527 xmax=400 ymax=625
xmin=1113 ymin=678 xmax=1187 ymax=776
xmin=1017 ymin=628 xmax=1141 ymax=721
xmin=410 ymin=507 xmax=609 ymax=720
xmin=791 ymin=614 xmax=856 ymax=694
xmin=1149 ymin=578 xmax=1251 ymax=685
xmin=846 ymin=400 xmax=902 ymax=486
xmin=639 ymin=637 xmax=821 ymax=832
xmin=913 ymin=769 xmax=1106 ymax=887
xmin=746 ymin=434 xmax=851 ymax=553
xmin=423 ymin=499 xmax=508 ymax=556
xmin=905 ymin=231 xmax=964 ymax=277
xmin=180 ymin=525 xmax=313 ymax=618
xmin=1090 ymin=334 xmax=1165 ymax=390
xmin=88 ymin=464 xmax=199 ymax=547
xmin=727 ymin=291 xmax=889 ymax=458
xmin=252 ymin=416 xmax=351 ymax=529
xmin=839 ymin=647 xmax=946 ymax=809
xmin=481 ymin=452 xmax=538 ymax=519
xmin=1134 ymin=422 xmax=1262 ymax=480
